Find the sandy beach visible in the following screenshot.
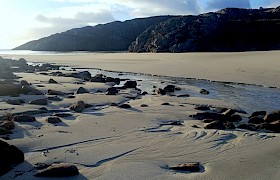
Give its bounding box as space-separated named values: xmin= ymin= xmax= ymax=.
xmin=0 ymin=51 xmax=280 ymax=179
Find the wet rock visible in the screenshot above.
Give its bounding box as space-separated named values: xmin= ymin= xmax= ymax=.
xmin=163 ymin=85 xmax=175 ymax=92
xmin=6 ymin=99 xmax=25 ymax=105
xmin=48 ymin=89 xmax=65 ymax=96
xmin=204 ymin=121 xmax=226 ymax=130
xmin=237 ymin=124 xmax=257 ymax=131
xmin=46 ymin=116 xmax=62 ymax=124
xmin=106 ymin=87 xmax=118 ymax=95
xmin=248 ymin=116 xmax=264 ymax=124
xmin=155 ymin=88 xmax=166 ymax=95
xmin=0 ymin=140 xmax=24 ymax=176
xmin=190 ymin=112 xmax=224 ymax=121
xmin=76 ymin=87 xmax=89 ymax=94
xmin=200 ymin=89 xmax=209 ymax=95
xmin=119 ymin=104 xmax=132 ymax=109
xmin=177 ymin=94 xmax=190 ymax=98
xmin=169 ymin=162 xmax=200 ymax=172
xmin=228 ymin=114 xmax=242 ymax=122
xmin=48 ymin=78 xmax=58 ymax=84
xmin=48 ymin=96 xmax=62 ymax=101
xmin=0 ymin=121 xmax=15 ymax=130
xmin=13 ymin=115 xmax=36 ymax=122
xmin=123 ymin=81 xmax=137 ymax=88
xmin=29 ymin=99 xmax=48 ymax=105
xmin=264 ymin=110 xmax=280 ymax=123
xmin=250 ymin=111 xmax=266 ymax=118
xmin=20 ymin=80 xmax=30 ymax=86
xmin=195 ymin=105 xmax=210 ymax=111
xmin=34 ymin=163 xmax=79 ymax=177
xmin=22 ymin=86 xmax=44 ymax=95
xmin=70 ymin=101 xmax=86 ymax=113
xmin=0 ymin=83 xmax=22 ymax=96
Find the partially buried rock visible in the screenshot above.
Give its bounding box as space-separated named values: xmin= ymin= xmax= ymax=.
xmin=22 ymin=86 xmax=44 ymax=95
xmin=190 ymin=112 xmax=224 ymax=121
xmin=46 ymin=116 xmax=62 ymax=124
xmin=6 ymin=99 xmax=25 ymax=105
xmin=70 ymin=101 xmax=86 ymax=113
xmin=195 ymin=105 xmax=210 ymax=111
xmin=0 ymin=140 xmax=24 ymax=176
xmin=34 ymin=163 xmax=79 ymax=177
xmin=204 ymin=121 xmax=226 ymax=130
xmin=141 ymin=91 xmax=148 ymax=95
xmin=90 ymin=74 xmax=105 ymax=83
xmin=48 ymin=78 xmax=58 ymax=84
xmin=29 ymin=99 xmax=48 ymax=105
xmin=76 ymin=87 xmax=89 ymax=94
xmin=53 ymin=113 xmax=72 ymax=118
xmin=200 ymin=89 xmax=209 ymax=95
xmin=13 ymin=115 xmax=36 ymax=122
xmin=119 ymin=104 xmax=131 ymax=109
xmin=141 ymin=104 xmax=148 ymax=107
xmin=169 ymin=162 xmax=200 ymax=172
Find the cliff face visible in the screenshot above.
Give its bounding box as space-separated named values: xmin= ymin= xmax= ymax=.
xmin=14 ymin=16 xmax=175 ymax=51
xmin=129 ymin=6 xmax=280 ymax=52
xmin=15 ymin=6 xmax=280 ymax=52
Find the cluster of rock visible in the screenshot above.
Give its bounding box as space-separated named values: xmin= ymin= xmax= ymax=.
xmin=190 ymin=107 xmax=280 ymax=133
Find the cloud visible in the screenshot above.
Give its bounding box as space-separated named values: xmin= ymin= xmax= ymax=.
xmin=206 ymin=0 xmax=251 ymax=10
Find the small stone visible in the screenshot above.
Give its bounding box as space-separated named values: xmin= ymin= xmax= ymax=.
xmin=204 ymin=121 xmax=226 ymax=130
xmin=119 ymin=104 xmax=131 ymax=109
xmin=200 ymin=89 xmax=209 ymax=95
xmin=48 ymin=78 xmax=58 ymax=84
xmin=53 ymin=113 xmax=72 ymax=118
xmin=141 ymin=104 xmax=148 ymax=107
xmin=141 ymin=91 xmax=148 ymax=95
xmin=46 ymin=116 xmax=62 ymax=124
xmin=48 ymin=96 xmax=62 ymax=101
xmin=106 ymin=87 xmax=118 ymax=95
xmin=169 ymin=162 xmax=200 ymax=172
xmin=48 ymin=90 xmax=65 ymax=96
xmin=110 ymin=102 xmax=118 ymax=106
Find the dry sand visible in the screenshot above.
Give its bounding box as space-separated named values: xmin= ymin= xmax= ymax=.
xmin=1 ymin=51 xmax=280 ymax=179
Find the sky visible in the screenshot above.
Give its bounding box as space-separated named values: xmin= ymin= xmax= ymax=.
xmin=0 ymin=0 xmax=279 ymax=49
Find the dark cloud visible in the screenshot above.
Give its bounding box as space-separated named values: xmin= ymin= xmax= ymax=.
xmin=206 ymin=0 xmax=251 ymax=11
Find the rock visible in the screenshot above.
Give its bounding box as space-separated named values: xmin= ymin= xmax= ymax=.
xmin=248 ymin=116 xmax=264 ymax=124
xmin=228 ymin=114 xmax=242 ymax=122
xmin=222 ymin=109 xmax=236 ymax=117
xmin=204 ymin=121 xmax=226 ymax=130
xmin=22 ymin=86 xmax=44 ymax=95
xmin=264 ymin=110 xmax=280 ymax=123
xmin=34 ymin=163 xmax=79 ymax=177
xmin=46 ymin=116 xmax=62 ymax=124
xmin=249 ymin=111 xmax=266 ymax=118
xmin=48 ymin=89 xmax=65 ymax=96
xmin=0 ymin=127 xmax=12 ymax=135
xmin=119 ymin=104 xmax=132 ymax=109
xmin=161 ymin=102 xmax=170 ymax=105
xmin=169 ymin=162 xmax=200 ymax=172
xmin=76 ymin=87 xmax=89 ymax=94
xmin=155 ymin=88 xmax=166 ymax=95
xmin=53 ymin=113 xmax=72 ymax=118
xmin=190 ymin=112 xmax=224 ymax=121
xmin=106 ymin=87 xmax=118 ymax=95
xmin=177 ymin=94 xmax=190 ymax=98
xmin=105 ymin=77 xmax=120 ymax=84
xmin=20 ymin=80 xmax=30 ymax=86
xmin=6 ymin=99 xmax=25 ymax=105
xmin=90 ymin=74 xmax=105 ymax=83
xmin=200 ymin=89 xmax=209 ymax=95
xmin=13 ymin=115 xmax=36 ymax=122
xmin=141 ymin=91 xmax=148 ymax=95
xmin=163 ymin=85 xmax=175 ymax=92
xmin=76 ymin=71 xmax=91 ymax=81
xmin=0 ymin=83 xmax=22 ymax=96
xmin=110 ymin=102 xmax=118 ymax=106
xmin=38 ymin=107 xmax=48 ymax=113
xmin=0 ymin=121 xmax=15 ymax=130
xmin=48 ymin=78 xmax=58 ymax=84
xmin=224 ymin=122 xmax=236 ymax=129
xmin=141 ymin=104 xmax=149 ymax=107
xmin=70 ymin=101 xmax=86 ymax=113
xmin=203 ymin=119 xmax=216 ymax=123
xmin=237 ymin=124 xmax=257 ymax=131
xmin=67 ymin=95 xmax=76 ymax=99
xmin=260 ymin=120 xmax=280 ymax=133
xmin=195 ymin=105 xmax=210 ymax=111
xmin=29 ymin=99 xmax=48 ymax=105
xmin=0 ymin=140 xmax=24 ymax=176
xmin=48 ymin=96 xmax=62 ymax=101
xmin=123 ymin=81 xmax=137 ymax=88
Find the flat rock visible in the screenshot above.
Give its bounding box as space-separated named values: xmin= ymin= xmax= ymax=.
xmin=29 ymin=99 xmax=48 ymax=105
xmin=48 ymin=96 xmax=62 ymax=101
xmin=169 ymin=162 xmax=200 ymax=172
xmin=264 ymin=110 xmax=280 ymax=123
xmin=34 ymin=163 xmax=79 ymax=177
xmin=22 ymin=85 xmax=44 ymax=95
xmin=13 ymin=115 xmax=36 ymax=122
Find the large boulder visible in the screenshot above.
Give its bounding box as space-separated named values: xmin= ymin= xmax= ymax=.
xmin=34 ymin=163 xmax=79 ymax=177
xmin=0 ymin=140 xmax=24 ymax=176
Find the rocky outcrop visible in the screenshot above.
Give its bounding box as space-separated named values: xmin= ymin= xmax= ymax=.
xmin=129 ymin=6 xmax=280 ymax=52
